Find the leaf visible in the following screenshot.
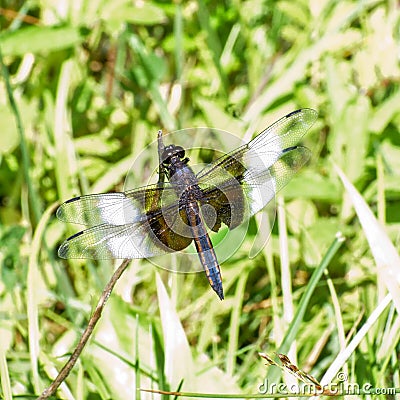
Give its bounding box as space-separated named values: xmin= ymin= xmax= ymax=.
xmin=100 ymin=0 xmax=166 ymax=32
xmin=0 ymin=26 xmax=87 ymax=56
xmin=278 ymin=1 xmax=310 ymax=27
xmin=90 ymin=297 xmax=146 ymax=400
xmin=380 ymin=140 xmax=400 ymax=174
xmin=156 ymin=275 xmax=241 ymax=394
xmin=282 ymin=170 xmax=341 ymax=202
xmin=80 ymin=157 xmax=109 ymax=180
xmin=128 ymin=34 xmax=167 ymax=83
xmin=0 ymin=107 xmax=19 ymax=153
xmin=335 ymin=164 xmax=400 ymax=314
xmin=156 ymin=273 xmax=195 ymax=390
xmin=370 ymin=90 xmax=400 ymax=134
xmin=325 ymin=56 xmax=353 ymax=120
xmin=195 ymin=97 xmax=243 ymax=135
xmin=326 ymin=69 xmax=371 ymax=183
xmin=304 ymin=218 xmax=342 ymax=265
xmin=341 ymin=96 xmax=371 ymax=182
xmin=113 ymin=3 xmax=167 ymax=25
xmin=74 ymin=134 xmax=120 ymax=156
xmin=286 ymin=198 xmax=318 ymax=235
xmin=321 ymin=29 xmax=362 ymax=53
xmin=0 ymin=225 xmax=26 ymax=290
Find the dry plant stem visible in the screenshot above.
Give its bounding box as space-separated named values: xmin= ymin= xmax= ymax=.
xmin=0 ymin=7 xmax=41 ymax=25
xmin=37 ymin=258 xmax=131 ymax=400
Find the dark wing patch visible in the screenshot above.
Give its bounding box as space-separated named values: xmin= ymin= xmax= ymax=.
xmin=57 ymin=183 xmax=194 ymax=259
xmin=58 ymin=201 xmax=192 ymax=259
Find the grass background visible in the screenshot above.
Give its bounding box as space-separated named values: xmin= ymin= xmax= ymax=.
xmin=1 ymin=0 xmax=400 ymax=399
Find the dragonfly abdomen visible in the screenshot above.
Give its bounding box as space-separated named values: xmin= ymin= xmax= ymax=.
xmin=185 ymin=202 xmax=224 ymax=300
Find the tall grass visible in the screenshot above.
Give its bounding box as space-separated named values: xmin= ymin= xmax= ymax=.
xmin=0 ymin=0 xmax=400 ymax=399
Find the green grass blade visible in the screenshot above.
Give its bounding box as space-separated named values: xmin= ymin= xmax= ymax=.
xmin=267 ymin=233 xmax=346 ymax=382
xmin=0 ymin=45 xmax=41 ymax=225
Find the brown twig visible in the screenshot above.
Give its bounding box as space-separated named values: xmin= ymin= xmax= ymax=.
xmin=0 ymin=8 xmax=41 ymax=25
xmin=37 ymin=259 xmax=131 ymax=399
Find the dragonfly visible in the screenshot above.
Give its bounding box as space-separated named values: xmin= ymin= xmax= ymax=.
xmin=57 ymin=108 xmax=317 ymax=300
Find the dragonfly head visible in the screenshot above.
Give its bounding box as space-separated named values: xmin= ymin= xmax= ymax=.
xmin=162 ymin=145 xmax=187 ymax=166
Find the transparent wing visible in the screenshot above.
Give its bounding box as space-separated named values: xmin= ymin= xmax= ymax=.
xmin=57 ymin=183 xmax=195 ymax=259
xmin=57 ymin=184 xmax=179 ymax=226
xmin=196 ymin=109 xmax=317 ymax=230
